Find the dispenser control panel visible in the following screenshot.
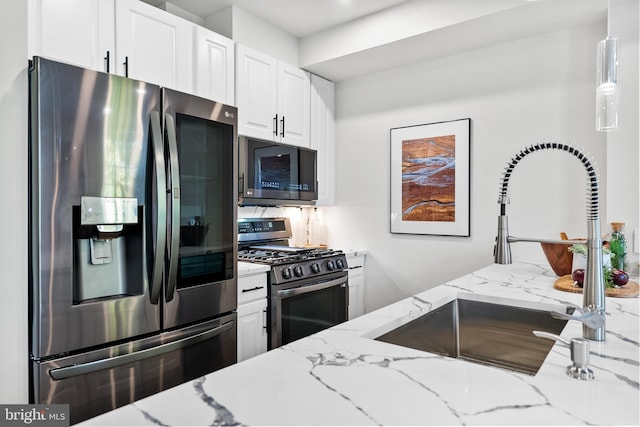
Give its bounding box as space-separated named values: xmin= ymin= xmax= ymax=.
xmin=80 ymin=196 xmax=138 ymax=225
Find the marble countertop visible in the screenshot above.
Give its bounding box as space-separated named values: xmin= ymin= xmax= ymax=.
xmin=82 ymin=261 xmax=639 ymax=426
xmin=237 ymin=261 xmax=270 ymax=277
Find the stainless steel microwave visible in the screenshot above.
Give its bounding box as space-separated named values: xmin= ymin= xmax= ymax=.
xmin=238 ymin=136 xmax=318 ymax=206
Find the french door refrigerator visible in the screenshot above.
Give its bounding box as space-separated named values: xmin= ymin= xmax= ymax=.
xmin=28 ymin=57 xmax=238 ymax=424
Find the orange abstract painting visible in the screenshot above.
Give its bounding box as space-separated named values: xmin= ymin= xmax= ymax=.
xmin=401 ymin=135 xmax=455 ymax=222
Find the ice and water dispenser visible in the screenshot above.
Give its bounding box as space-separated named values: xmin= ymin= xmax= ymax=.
xmin=73 ymin=196 xmax=144 ymax=303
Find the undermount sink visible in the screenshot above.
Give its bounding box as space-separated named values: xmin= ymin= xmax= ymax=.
xmin=374 ymin=295 xmax=573 ymax=375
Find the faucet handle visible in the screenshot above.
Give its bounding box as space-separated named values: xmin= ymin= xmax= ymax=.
xmin=550 ymin=309 xmax=605 ymax=330
xmin=533 ymin=331 xmax=594 ymax=380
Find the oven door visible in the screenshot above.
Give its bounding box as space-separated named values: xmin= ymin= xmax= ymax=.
xmin=270 ymin=273 xmax=348 ymax=349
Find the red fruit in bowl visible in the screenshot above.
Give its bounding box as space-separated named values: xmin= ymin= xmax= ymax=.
xmin=611 ymin=269 xmax=629 ymax=286
xmin=572 ymin=269 xmax=585 ymax=287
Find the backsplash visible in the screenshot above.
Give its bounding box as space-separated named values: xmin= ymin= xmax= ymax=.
xmin=237 ymin=206 xmax=328 ymax=248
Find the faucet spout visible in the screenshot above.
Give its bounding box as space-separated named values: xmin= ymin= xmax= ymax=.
xmin=493 ymin=143 xmax=606 ymax=341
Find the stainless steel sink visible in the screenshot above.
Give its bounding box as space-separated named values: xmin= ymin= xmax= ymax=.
xmin=374 ymin=296 xmax=573 ymax=375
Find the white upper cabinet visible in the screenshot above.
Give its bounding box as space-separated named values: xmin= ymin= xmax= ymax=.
xmin=236 ymin=45 xmax=278 ymax=140
xmin=30 ymin=0 xmax=195 ymax=94
xmin=28 ymin=0 xmax=115 ymax=72
xmin=310 ymin=74 xmax=335 ymax=205
xmin=194 ymin=27 xmax=235 ymax=105
xmin=115 ymin=0 xmax=194 ymax=93
xmin=277 ymin=61 xmax=311 ymax=147
xmin=236 ymin=44 xmax=310 ymax=147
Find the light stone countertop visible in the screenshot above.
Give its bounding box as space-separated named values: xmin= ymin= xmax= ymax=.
xmin=81 ymin=261 xmax=639 ymax=426
xmin=237 ymin=261 xmax=270 ymax=278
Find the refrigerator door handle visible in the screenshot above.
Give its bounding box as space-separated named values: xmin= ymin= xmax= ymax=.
xmin=49 ymin=320 xmax=235 ymax=380
xmin=164 ymin=114 xmax=181 ymax=302
xmin=149 ymin=111 xmax=166 ymax=305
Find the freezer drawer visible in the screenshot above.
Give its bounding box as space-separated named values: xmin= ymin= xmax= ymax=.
xmin=31 ymin=313 xmax=236 ymax=425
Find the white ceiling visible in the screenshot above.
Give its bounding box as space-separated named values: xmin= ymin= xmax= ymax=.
xmin=144 ymin=0 xmax=413 ymax=38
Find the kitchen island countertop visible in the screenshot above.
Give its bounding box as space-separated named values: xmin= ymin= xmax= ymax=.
xmin=81 ymin=261 xmax=639 ymax=426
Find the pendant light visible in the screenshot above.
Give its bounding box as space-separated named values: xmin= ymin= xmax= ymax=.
xmin=596 ymin=0 xmax=620 ymax=132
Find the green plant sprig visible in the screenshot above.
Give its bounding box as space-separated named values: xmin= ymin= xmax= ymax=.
xmin=603 ymin=265 xmax=614 ymax=289
xmin=569 ymin=243 xmax=611 ymax=255
xmin=570 ymin=244 xmax=614 ymax=288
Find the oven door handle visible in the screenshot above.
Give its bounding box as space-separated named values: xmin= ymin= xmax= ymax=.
xmin=277 ymin=276 xmax=347 ymax=298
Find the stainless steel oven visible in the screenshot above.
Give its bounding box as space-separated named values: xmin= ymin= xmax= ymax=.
xmin=238 ymin=217 xmax=349 ymax=349
xmin=270 ymin=271 xmax=348 ymax=348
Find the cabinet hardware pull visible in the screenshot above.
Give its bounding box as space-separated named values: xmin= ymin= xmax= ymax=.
xmin=124 ymin=56 xmax=129 ymax=77
xmin=280 ymin=116 xmax=285 ymax=137
xmin=241 ymin=286 xmax=265 ymax=293
xmin=104 ymin=51 xmax=110 ymax=73
xmin=273 ymin=114 xmax=278 ymax=136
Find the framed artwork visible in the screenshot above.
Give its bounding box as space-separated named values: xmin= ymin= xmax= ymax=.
xmin=390 ymin=118 xmax=470 ymax=236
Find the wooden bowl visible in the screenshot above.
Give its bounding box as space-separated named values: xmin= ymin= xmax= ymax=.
xmin=540 ymin=242 xmax=574 ymax=276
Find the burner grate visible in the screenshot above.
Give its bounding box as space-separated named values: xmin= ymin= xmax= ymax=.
xmin=238 ymin=247 xmax=342 ymax=266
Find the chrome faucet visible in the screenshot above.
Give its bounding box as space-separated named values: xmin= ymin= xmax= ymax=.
xmin=493 ymin=142 xmax=606 ymax=341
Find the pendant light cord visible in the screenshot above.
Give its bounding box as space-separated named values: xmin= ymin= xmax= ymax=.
xmin=607 ymin=0 xmax=611 ymax=37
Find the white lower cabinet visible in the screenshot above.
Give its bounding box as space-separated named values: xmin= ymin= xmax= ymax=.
xmin=237 ymin=298 xmax=267 ymax=362
xmin=347 ymin=253 xmax=366 ymax=319
xmin=237 ymin=269 xmax=268 ymax=362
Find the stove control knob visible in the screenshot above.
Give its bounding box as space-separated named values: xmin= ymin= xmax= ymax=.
xmin=327 ymin=260 xmax=336 ymax=271
xmin=310 ymin=263 xmax=321 ymax=274
xmin=336 ymin=259 xmax=345 ymax=270
xmin=282 ymin=267 xmax=292 ymax=280
xmin=293 ymin=266 xmax=304 ymax=277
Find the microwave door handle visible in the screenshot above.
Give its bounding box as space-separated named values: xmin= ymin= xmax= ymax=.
xmin=149 ymin=111 xmax=166 ymax=305
xmin=164 ymin=114 xmax=181 ymax=302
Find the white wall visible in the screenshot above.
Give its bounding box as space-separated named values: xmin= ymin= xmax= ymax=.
xmin=606 ymin=0 xmax=639 ymax=253
xmin=0 ymin=0 xmax=29 ymax=403
xmin=326 ymin=16 xmax=638 ymax=313
xmin=207 ymin=6 xmax=299 ymax=67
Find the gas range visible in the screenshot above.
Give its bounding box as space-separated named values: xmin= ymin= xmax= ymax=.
xmin=238 ymin=245 xmax=347 ymax=284
xmin=237 ymin=217 xmax=347 ymax=285
xmin=237 ymin=217 xmax=349 ymax=350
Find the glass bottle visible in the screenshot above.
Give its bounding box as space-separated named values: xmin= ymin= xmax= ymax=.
xmin=609 ymin=222 xmax=627 ymax=271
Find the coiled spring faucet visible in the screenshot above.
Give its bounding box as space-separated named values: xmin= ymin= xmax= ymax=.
xmin=494 ymin=142 xmax=606 ymax=341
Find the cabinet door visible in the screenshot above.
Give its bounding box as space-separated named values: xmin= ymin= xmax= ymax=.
xmin=310 ymin=74 xmax=335 ymax=205
xmin=347 ymin=255 xmax=366 ymax=319
xmin=277 ymin=62 xmax=310 ymax=147
xmin=29 ymin=0 xmax=115 ymax=72
xmin=237 ymin=299 xmax=268 ymax=362
xmin=236 ymin=44 xmax=278 ymax=141
xmin=115 ymin=0 xmax=193 ymax=93
xmin=194 ymin=27 xmax=235 ymax=105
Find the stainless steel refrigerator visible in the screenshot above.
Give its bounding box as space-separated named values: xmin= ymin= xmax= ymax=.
xmin=28 ymin=57 xmax=238 ymax=424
